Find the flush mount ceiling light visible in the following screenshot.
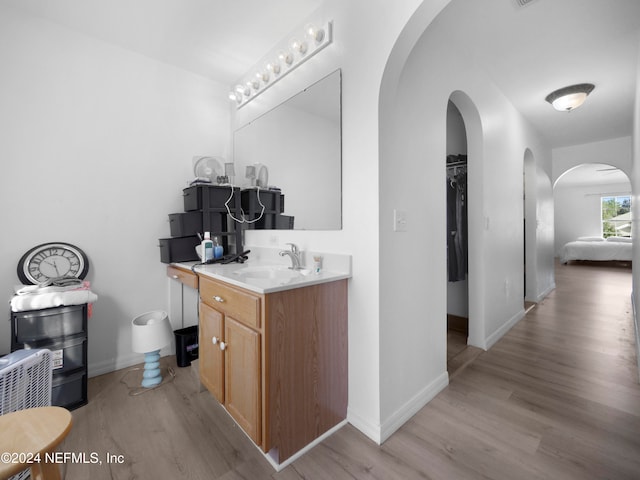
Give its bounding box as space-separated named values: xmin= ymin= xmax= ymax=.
xmin=545 ymin=83 xmax=595 ymax=112
xmin=229 ymin=21 xmax=333 ymax=108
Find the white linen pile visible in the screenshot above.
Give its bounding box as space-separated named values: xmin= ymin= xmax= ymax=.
xmin=10 ymin=281 xmax=98 ymax=312
xmin=560 ymin=236 xmax=632 ymax=264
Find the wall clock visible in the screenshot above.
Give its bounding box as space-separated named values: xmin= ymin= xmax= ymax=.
xmin=17 ymin=242 xmax=89 ymax=285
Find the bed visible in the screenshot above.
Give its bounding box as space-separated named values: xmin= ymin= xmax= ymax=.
xmin=560 ymin=236 xmax=632 ymax=264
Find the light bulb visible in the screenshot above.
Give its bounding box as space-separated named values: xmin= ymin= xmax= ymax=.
xmin=235 ymin=84 xmax=250 ymax=97
xmin=228 ymin=91 xmax=240 ymax=102
xmin=291 ymin=38 xmax=308 ymax=54
xmin=278 ymin=50 xmax=294 ymax=66
xmin=249 ymin=78 xmax=260 ymax=90
xmin=267 ymin=61 xmax=281 ymax=75
xmin=256 ymin=71 xmax=269 ymax=84
xmin=305 ymin=24 xmax=325 ymax=43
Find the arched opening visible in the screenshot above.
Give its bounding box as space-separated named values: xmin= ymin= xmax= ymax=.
xmin=446 ymin=92 xmax=485 ymax=377
xmin=554 ymin=163 xmax=633 ymax=263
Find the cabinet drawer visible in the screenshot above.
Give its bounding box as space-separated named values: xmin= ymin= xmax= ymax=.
xmin=52 ymin=369 xmax=87 ymax=410
xmin=48 ymin=336 xmax=87 ymax=374
xmin=13 ymin=305 xmax=86 ymax=343
xmin=199 ymin=276 xmax=261 ymax=329
xmin=167 ymin=265 xmax=199 ymax=289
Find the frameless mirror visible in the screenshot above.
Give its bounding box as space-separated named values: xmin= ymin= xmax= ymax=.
xmin=233 ymin=69 xmax=342 ymax=230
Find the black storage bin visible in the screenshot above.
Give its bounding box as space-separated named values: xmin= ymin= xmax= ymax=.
xmin=183 ymin=185 xmax=239 ymax=212
xmin=51 ymin=369 xmax=87 ymax=410
xmin=158 ymin=236 xmax=200 ymax=263
xmin=169 ymin=211 xmax=230 ymax=237
xmin=276 ymin=214 xmax=295 ymax=229
xmin=241 ymin=188 xmax=284 ymax=214
xmin=169 ymin=211 xmax=202 ymax=237
xmin=12 ymin=304 xmax=86 ymax=346
xmin=174 ymin=326 xmax=199 ymax=367
xmin=11 ymin=304 xmax=90 ymax=411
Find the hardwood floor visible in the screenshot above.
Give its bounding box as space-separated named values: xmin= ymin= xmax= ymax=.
xmin=60 ymin=262 xmax=639 ymax=479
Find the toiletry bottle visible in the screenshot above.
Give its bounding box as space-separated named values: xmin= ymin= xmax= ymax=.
xmin=213 ymin=236 xmax=223 ymax=259
xmin=202 ymin=232 xmax=214 ymax=262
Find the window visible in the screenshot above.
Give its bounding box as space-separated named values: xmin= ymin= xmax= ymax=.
xmin=601 ymin=195 xmax=631 ymax=237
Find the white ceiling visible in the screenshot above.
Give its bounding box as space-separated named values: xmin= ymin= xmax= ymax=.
xmin=2 ymin=0 xmax=323 ymax=85
xmin=3 ymin=0 xmax=640 ymax=151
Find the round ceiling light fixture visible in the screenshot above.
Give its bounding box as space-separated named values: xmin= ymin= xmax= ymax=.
xmin=545 ymin=83 xmax=595 ymax=112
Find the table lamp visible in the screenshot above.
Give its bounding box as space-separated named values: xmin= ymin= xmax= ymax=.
xmin=131 ymin=311 xmax=173 ymax=388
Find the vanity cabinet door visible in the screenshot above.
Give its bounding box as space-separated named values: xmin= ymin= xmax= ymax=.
xmin=224 ymin=316 xmax=261 ymax=445
xmin=199 ymin=302 xmax=224 ymax=403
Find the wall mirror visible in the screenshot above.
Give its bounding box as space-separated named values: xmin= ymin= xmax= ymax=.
xmin=233 ymin=69 xmax=342 ymax=230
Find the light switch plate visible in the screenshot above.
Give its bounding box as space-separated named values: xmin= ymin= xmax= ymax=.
xmin=394 ymin=209 xmax=407 ymax=232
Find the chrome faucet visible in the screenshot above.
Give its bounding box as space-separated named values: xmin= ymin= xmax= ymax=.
xmin=279 ymin=243 xmax=302 ymax=270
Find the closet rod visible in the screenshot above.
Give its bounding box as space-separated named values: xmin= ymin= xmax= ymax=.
xmin=446 ymin=161 xmax=467 ymax=168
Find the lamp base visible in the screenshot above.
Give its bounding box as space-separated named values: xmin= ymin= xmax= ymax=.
xmin=141 ymin=350 xmax=162 ymax=388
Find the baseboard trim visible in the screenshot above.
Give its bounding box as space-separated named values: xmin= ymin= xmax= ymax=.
xmin=347 ymin=407 xmax=382 ymax=444
xmin=264 ymin=420 xmax=348 ymax=471
xmin=88 ymin=346 xmax=175 ymax=378
xmin=379 ymin=371 xmax=449 ymax=444
xmin=535 ymin=282 xmax=556 ymax=303
xmin=485 ymin=308 xmax=525 ymax=350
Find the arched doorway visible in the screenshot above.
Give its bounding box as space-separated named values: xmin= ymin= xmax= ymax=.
xmin=554 ymin=163 xmax=632 ymax=258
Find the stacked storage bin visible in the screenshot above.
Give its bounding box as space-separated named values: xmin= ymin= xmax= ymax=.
xmin=241 ymin=188 xmax=293 ymax=230
xmin=11 ymin=304 xmax=88 ymax=410
xmin=159 ymin=185 xmax=244 ymax=263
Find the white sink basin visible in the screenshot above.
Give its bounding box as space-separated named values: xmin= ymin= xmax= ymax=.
xmin=233 ymin=265 xmax=311 ymax=281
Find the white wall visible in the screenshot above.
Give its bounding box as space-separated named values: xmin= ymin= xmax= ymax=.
xmin=554 ymin=180 xmax=632 ymax=256
xmin=377 ymin=0 xmax=555 ymax=440
xmin=0 ymin=6 xmax=230 ymax=373
xmin=228 ymin=0 xmax=444 ymax=443
xmin=552 ymin=137 xmax=633 ymax=183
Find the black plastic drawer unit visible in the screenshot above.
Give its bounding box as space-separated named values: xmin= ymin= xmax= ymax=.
xmin=11 ymin=304 xmax=89 ymax=410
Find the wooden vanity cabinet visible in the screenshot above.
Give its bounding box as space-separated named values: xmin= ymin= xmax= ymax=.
xmin=198 ymin=274 xmax=348 ymax=464
xmin=199 ymin=277 xmax=262 ymax=445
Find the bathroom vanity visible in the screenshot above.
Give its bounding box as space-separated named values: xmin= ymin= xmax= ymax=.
xmin=171 ymin=249 xmax=350 ymax=468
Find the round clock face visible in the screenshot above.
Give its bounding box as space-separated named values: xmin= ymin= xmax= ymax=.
xmin=17 ymin=242 xmax=89 ymax=285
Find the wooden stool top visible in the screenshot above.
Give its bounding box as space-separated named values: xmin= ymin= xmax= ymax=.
xmin=0 ymin=406 xmax=72 ymax=479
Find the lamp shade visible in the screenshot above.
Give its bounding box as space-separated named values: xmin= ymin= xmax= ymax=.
xmin=131 ymin=310 xmax=173 ymax=353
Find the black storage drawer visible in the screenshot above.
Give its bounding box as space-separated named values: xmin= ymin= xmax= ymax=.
xmin=11 ymin=303 xmax=89 ymax=410
xmin=183 ymin=185 xmax=239 ymax=212
xmin=158 ymin=236 xmax=200 ymax=263
xmin=169 ymin=211 xmax=228 ymax=237
xmin=48 ymin=336 xmax=87 ymax=374
xmin=52 ymin=369 xmax=87 ymax=410
xmin=241 ymin=188 xmax=284 ymax=214
xmin=13 ymin=305 xmax=87 ymax=344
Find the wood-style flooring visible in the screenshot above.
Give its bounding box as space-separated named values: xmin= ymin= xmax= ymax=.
xmin=60 ymin=261 xmax=639 ymax=479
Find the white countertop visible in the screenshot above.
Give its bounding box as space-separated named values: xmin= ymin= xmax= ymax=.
xmin=173 ymin=246 xmax=351 ymax=294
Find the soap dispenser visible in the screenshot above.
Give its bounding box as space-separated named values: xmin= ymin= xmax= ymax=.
xmin=213 ymin=236 xmax=223 ymax=259
xmin=201 ymin=232 xmax=214 ymax=262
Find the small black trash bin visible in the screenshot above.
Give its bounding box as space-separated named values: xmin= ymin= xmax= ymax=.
xmin=174 ymin=325 xmax=199 ymax=367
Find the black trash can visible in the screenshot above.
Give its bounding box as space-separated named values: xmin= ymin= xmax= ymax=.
xmin=174 ymin=325 xmax=199 ymax=367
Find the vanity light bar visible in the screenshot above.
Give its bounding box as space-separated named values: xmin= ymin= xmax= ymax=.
xmin=228 ymin=21 xmax=333 ymax=108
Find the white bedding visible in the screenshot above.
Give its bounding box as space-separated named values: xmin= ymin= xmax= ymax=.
xmin=560 ymin=240 xmax=632 ymax=264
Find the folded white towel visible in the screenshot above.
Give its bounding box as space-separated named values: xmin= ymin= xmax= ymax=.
xmin=10 ymin=282 xmax=98 ymax=312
